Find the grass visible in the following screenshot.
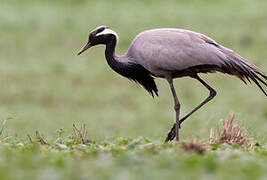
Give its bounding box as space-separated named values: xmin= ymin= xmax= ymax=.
xmin=0 ymin=117 xmax=267 ymax=180
xmin=0 ymin=0 xmax=266 ymax=179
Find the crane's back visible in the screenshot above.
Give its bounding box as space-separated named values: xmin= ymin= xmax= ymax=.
xmin=126 ymin=28 xmax=229 ymax=77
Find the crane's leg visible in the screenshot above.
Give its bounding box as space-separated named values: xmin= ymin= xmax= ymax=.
xmin=165 ymin=74 xmax=216 ymax=142
xmin=165 ymin=77 xmax=181 ymax=142
xmin=179 ymin=75 xmax=216 ymax=126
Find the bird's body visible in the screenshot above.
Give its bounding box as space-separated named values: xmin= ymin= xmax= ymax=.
xmin=127 ymin=28 xmax=263 ymax=80
xmin=127 ymin=28 xmax=224 ymax=74
xmin=78 ymin=26 xmax=266 ymax=142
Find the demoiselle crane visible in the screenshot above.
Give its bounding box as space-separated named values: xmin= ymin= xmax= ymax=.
xmin=77 ymin=25 xmax=266 ymax=142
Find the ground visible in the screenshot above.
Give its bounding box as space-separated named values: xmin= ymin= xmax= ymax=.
xmin=0 ymin=0 xmax=266 ymax=179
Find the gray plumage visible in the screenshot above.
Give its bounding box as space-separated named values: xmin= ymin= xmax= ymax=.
xmin=127 ymin=29 xmax=263 ymax=79
xmin=77 ymin=25 xmax=266 ymax=142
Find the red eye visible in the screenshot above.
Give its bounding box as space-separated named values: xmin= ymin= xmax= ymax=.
xmin=89 ymin=34 xmax=94 ymax=41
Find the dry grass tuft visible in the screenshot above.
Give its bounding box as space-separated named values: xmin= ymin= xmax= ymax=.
xmin=0 ymin=120 xmax=7 ymax=137
xmin=209 ymin=112 xmax=250 ymax=146
xmin=72 ymin=124 xmax=91 ymax=144
xmin=35 ymin=131 xmax=48 ymax=145
xmin=27 ymin=131 xmax=48 ymax=145
xmin=181 ymin=141 xmax=206 ymax=154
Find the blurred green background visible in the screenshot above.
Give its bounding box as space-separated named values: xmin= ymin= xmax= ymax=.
xmin=0 ymin=0 xmax=266 ymax=142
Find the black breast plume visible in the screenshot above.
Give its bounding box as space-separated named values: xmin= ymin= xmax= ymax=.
xmin=116 ymin=62 xmax=159 ymax=97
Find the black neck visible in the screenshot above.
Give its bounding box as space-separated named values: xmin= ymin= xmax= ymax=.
xmin=104 ymin=38 xmax=128 ymax=75
xmin=105 ymin=39 xmax=117 ymax=68
xmin=104 ymin=38 xmax=158 ymax=97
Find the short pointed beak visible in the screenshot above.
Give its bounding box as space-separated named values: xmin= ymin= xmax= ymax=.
xmin=77 ymin=42 xmax=92 ymax=56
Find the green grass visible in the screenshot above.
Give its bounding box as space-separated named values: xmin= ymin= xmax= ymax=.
xmin=1 ymin=132 xmax=267 ymax=180
xmin=0 ymin=0 xmax=266 ymax=179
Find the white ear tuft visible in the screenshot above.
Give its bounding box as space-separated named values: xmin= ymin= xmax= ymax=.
xmin=96 ymin=28 xmax=119 ymax=40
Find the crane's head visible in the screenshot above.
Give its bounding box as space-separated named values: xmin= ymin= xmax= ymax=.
xmin=77 ymin=25 xmax=119 ymax=55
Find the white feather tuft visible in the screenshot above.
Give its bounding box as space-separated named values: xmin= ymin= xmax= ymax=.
xmin=96 ymin=28 xmax=119 ymax=40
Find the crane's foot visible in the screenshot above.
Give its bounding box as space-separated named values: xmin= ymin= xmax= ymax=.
xmin=164 ymin=122 xmax=181 ymax=142
xmin=164 ymin=123 xmax=175 ymax=142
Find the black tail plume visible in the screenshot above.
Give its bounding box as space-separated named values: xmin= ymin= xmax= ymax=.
xmin=217 ymin=45 xmax=266 ymax=96
xmin=223 ymin=59 xmax=267 ymax=96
